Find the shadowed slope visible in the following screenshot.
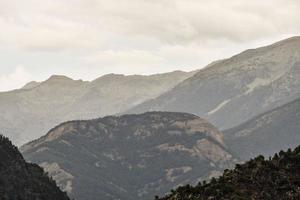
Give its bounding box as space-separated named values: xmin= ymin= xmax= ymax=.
xmin=224 ymin=97 xmax=300 ymax=160
xmin=0 ymin=135 xmax=70 ymax=200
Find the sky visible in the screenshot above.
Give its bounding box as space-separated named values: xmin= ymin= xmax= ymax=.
xmin=0 ymin=0 xmax=300 ymax=91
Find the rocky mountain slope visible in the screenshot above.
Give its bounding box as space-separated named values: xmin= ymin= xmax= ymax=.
xmin=21 ymin=112 xmax=236 ymax=200
xmin=158 ymin=145 xmax=300 ymax=200
xmin=22 ymin=81 xmax=41 ymax=90
xmin=0 ymin=135 xmax=70 ymax=200
xmin=127 ymin=37 xmax=300 ymax=130
xmin=0 ymin=70 xmax=195 ymax=145
xmin=224 ymin=97 xmax=300 ymax=161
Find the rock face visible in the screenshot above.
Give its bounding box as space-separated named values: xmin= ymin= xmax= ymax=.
xmin=127 ymin=37 xmax=300 ymax=130
xmin=0 ymin=70 xmax=195 ymax=145
xmin=21 ymin=112 xmax=235 ymax=200
xmin=0 ymin=135 xmax=70 ymax=200
xmin=224 ymin=97 xmax=300 ymax=161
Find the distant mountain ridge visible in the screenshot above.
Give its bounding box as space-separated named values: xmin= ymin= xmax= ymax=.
xmin=0 ymin=135 xmax=70 ymax=200
xmin=0 ymin=70 xmax=195 ymax=145
xmin=224 ymin=97 xmax=300 ymax=161
xmin=21 ymin=112 xmax=236 ymax=200
xmin=127 ymin=36 xmax=300 ymax=130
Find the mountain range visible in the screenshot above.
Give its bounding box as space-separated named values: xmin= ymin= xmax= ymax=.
xmin=0 ymin=70 xmax=195 ymax=145
xmin=0 ymin=135 xmax=70 ymax=200
xmin=21 ymin=112 xmax=236 ymax=200
xmin=1 ymin=36 xmax=300 ymax=200
xmin=127 ymin=37 xmax=300 ymax=130
xmin=3 ymin=37 xmax=300 ymax=147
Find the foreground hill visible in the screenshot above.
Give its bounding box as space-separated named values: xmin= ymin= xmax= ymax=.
xmin=0 ymin=135 xmax=70 ymax=200
xmin=128 ymin=37 xmax=300 ymax=130
xmin=158 ymin=145 xmax=300 ymax=200
xmin=21 ymin=112 xmax=235 ymax=200
xmin=225 ymin=97 xmax=300 ymax=161
xmin=0 ymin=70 xmax=194 ymax=145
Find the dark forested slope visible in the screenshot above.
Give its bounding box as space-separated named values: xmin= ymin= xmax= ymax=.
xmin=0 ymin=135 xmax=70 ymax=200
xmin=158 ymin=144 xmax=300 ymax=200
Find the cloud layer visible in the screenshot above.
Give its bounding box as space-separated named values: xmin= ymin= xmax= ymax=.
xmin=1 ymin=0 xmax=299 ymax=49
xmin=0 ymin=66 xmax=32 ymax=91
xmin=0 ymin=0 xmax=300 ymax=90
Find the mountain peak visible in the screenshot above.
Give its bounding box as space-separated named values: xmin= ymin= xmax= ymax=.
xmin=46 ymin=75 xmax=74 ymax=82
xmin=22 ymin=81 xmax=40 ymax=90
xmin=42 ymin=75 xmax=87 ymax=87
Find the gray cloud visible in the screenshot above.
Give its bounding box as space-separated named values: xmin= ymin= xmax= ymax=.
xmin=0 ymin=0 xmax=300 ymax=91
xmin=1 ymin=0 xmax=300 ymax=50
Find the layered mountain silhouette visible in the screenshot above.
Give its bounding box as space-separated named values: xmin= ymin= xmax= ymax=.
xmin=21 ymin=112 xmax=236 ymax=200
xmin=127 ymin=37 xmax=300 ymax=130
xmin=0 ymin=70 xmax=195 ymax=145
xmin=0 ymin=135 xmax=70 ymax=200
xmin=2 ymin=36 xmax=300 ymax=200
xmin=158 ymin=145 xmax=300 ymax=200
xmin=225 ymin=97 xmax=300 ymax=161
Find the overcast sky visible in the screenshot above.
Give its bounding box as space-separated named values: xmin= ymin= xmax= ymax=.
xmin=0 ymin=0 xmax=300 ymax=91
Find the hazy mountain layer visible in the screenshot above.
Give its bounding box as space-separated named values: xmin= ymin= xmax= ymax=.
xmin=0 ymin=135 xmax=70 ymax=200
xmin=224 ymin=97 xmax=300 ymax=161
xmin=158 ymin=145 xmax=300 ymax=200
xmin=127 ymin=37 xmax=300 ymax=130
xmin=21 ymin=112 xmax=236 ymax=200
xmin=0 ymin=71 xmax=195 ymax=145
